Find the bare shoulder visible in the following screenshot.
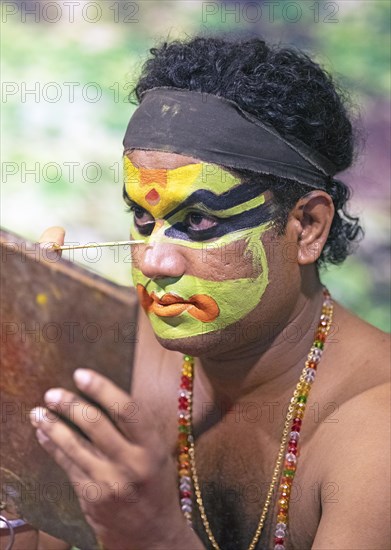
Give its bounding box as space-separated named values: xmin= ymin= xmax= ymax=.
xmin=311 ymin=303 xmax=390 ymax=549
xmin=317 ymin=300 xmax=390 ymax=449
xmin=333 ymin=300 xmax=390 ymax=353
xmin=328 ymin=301 xmax=390 ymax=390
xmin=312 ymin=381 xmax=390 ymax=549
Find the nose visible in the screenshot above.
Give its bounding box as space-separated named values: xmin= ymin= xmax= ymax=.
xmin=138 ymin=220 xmax=186 ymax=280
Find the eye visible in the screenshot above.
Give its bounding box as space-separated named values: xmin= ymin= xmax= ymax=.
xmin=134 ymin=206 xmax=154 ymax=226
xmin=185 ymin=212 xmax=217 ymax=232
xmin=128 ymin=204 xmax=155 ymax=235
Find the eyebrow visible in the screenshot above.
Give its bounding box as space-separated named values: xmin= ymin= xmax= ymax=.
xmin=123 ymin=181 xmax=275 ymax=240
xmin=124 ymin=193 xmax=274 ymax=240
xmin=123 ymin=180 xmax=270 ymax=217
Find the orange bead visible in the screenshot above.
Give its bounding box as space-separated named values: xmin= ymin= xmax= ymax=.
xmin=278 ymin=498 xmax=289 ymax=509
xmin=179 ymin=453 xmax=189 ymax=463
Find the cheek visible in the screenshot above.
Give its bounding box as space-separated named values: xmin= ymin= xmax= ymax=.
xmin=175 ymin=235 xmax=264 ymax=282
xmin=201 ymin=240 xmax=259 ymax=280
xmin=197 ymin=234 xmax=271 ymax=331
xmin=129 ymin=244 xmax=144 ymax=272
xmin=206 ymin=226 xmax=271 ymax=283
xmin=197 ymin=256 xmax=269 ymax=333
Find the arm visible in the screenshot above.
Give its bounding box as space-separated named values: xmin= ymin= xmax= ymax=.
xmin=312 ymin=383 xmax=390 ymax=550
xmin=34 ymin=228 xmax=204 ymax=549
xmin=38 ymin=531 xmax=71 ymax=550
xmin=29 ymin=369 xmax=204 ymax=550
xmin=0 ymin=515 xmax=70 ymax=550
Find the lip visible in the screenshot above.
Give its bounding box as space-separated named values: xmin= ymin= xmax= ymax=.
xmin=137 ymin=284 xmax=219 ymax=322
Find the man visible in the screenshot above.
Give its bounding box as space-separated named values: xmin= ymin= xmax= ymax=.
xmin=31 ymin=37 xmax=389 ymax=550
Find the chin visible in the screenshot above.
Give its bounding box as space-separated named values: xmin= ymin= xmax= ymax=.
xmin=154 ymin=325 xmax=246 ymax=358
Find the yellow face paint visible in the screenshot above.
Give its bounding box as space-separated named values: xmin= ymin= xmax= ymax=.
xmin=124 ymin=155 xmax=274 ymax=340
xmin=124 ymin=156 xmax=240 ymax=219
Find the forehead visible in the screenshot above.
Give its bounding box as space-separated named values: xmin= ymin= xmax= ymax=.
xmin=123 ymin=154 xmax=242 ymax=219
xmin=127 ymin=149 xmax=199 ymax=169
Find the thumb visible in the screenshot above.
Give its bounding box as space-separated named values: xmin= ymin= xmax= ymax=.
xmin=39 ymin=226 xmax=65 ymax=260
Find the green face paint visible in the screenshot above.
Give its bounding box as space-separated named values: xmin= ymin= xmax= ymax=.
xmin=124 ymin=157 xmax=273 ymax=340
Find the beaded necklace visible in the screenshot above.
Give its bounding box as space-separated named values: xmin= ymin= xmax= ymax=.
xmin=177 ymin=289 xmax=333 ymax=550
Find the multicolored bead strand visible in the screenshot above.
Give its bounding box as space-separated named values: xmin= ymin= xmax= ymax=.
xmin=273 ymin=289 xmax=333 ymax=550
xmin=177 ymin=289 xmax=334 ymax=550
xmin=178 ymin=354 xmax=194 ymax=524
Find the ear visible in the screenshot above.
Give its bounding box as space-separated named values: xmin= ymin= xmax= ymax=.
xmin=286 ymin=191 xmax=335 ymax=265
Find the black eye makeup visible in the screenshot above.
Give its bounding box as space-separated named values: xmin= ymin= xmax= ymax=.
xmin=122 ymin=185 xmax=274 ymax=243
xmin=123 ymin=192 xmax=155 ymax=236
xmin=130 ymin=207 xmax=219 ymax=240
xmin=166 ymin=210 xmax=220 ymax=242
xmin=184 ymin=211 xmax=218 ymax=232
xmin=128 ymin=204 xmax=155 ymax=236
xmin=165 ymin=201 xmax=275 ymax=241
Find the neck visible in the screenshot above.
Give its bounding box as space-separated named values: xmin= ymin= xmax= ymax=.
xmin=195 ymin=283 xmax=325 ymax=403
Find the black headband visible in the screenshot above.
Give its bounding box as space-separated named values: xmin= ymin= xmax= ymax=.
xmin=123 ymin=88 xmax=337 ymax=188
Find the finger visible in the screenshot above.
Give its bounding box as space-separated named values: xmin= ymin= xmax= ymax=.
xmin=35 ymin=428 xmax=87 ymax=485
xmin=43 ymin=388 xmax=133 ymax=460
xmin=39 ymin=226 xmax=65 ymax=245
xmin=30 ymin=407 xmax=105 ymax=478
xmin=73 ymin=369 xmax=157 ymax=448
xmin=39 ymin=226 xmax=65 ymax=259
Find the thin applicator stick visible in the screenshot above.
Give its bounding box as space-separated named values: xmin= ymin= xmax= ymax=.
xmin=51 ymin=240 xmax=145 ymax=251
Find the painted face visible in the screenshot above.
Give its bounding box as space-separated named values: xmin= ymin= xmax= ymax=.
xmin=123 ymin=154 xmax=274 ymax=342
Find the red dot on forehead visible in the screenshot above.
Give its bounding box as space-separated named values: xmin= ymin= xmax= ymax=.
xmin=145 ymin=188 xmax=160 ymax=205
xmin=140 ymin=168 xmax=168 ymax=187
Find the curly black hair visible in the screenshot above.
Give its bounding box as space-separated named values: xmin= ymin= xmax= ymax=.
xmin=131 ymin=36 xmax=363 ymax=265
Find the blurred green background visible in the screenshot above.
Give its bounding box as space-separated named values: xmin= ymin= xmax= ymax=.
xmin=1 ymin=0 xmax=390 ymax=331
